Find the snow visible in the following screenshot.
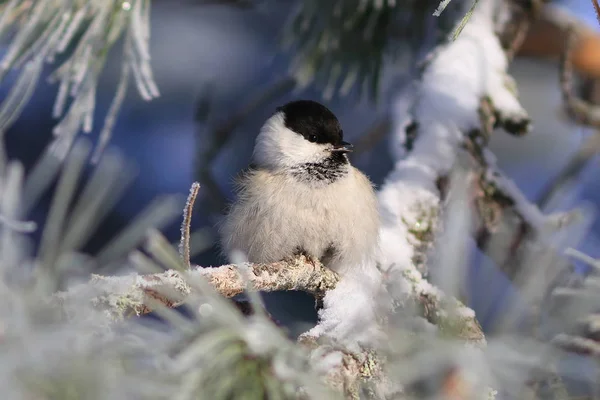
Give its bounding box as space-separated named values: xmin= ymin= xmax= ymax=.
xmin=378 ymin=0 xmax=532 ymax=277
xmin=307 ymin=259 xmax=386 ymax=351
xmin=379 ymin=0 xmax=509 ymax=271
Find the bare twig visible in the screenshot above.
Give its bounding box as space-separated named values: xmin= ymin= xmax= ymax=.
xmin=179 ymin=182 xmax=200 ymax=269
xmin=592 ymin=0 xmax=600 ymax=27
xmin=560 ymin=27 xmax=600 ymax=127
xmin=451 ymin=0 xmax=481 ymax=40
xmin=537 ymin=27 xmax=600 ymax=207
xmin=505 ymin=14 xmax=531 ymax=61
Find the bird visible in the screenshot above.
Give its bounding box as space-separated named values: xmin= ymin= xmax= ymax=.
xmin=219 ymin=100 xmax=379 ymax=275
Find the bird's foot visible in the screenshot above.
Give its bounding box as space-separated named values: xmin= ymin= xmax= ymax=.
xmin=291 ymin=248 xmax=319 ymax=267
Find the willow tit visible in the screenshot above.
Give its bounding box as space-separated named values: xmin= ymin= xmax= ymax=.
xmin=219 ymin=100 xmax=379 ymax=275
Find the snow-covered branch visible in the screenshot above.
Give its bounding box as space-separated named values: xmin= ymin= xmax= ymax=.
xmin=381 ymin=0 xmax=569 ymax=298
xmin=57 ymin=254 xmax=339 ymax=320
xmin=200 ymin=256 xmax=339 ymax=298
xmin=50 ymin=249 xmax=486 ymax=399
xmin=58 ymin=251 xmax=484 ymax=342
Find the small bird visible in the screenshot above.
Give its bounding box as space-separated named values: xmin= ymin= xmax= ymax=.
xmin=219 ymin=100 xmax=379 ymax=275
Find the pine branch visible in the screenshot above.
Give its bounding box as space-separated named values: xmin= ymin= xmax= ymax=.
xmin=559 ymin=27 xmax=600 ymax=127
xmin=53 ymin=251 xmax=485 ymax=398
xmin=57 ymin=252 xmax=485 ymax=343
xmin=55 ymin=255 xmax=337 ymax=320
xmin=385 ymin=0 xmax=580 ymax=309
xmin=285 ymin=0 xmax=465 ymax=100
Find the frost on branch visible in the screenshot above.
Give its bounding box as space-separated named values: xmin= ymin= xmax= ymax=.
xmin=58 ymin=254 xmax=339 ymax=321
xmin=381 ymin=0 xmax=527 ymax=278
xmin=379 ymin=0 xmax=574 ymax=301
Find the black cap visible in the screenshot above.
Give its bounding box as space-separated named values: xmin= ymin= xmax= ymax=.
xmin=276 ymin=100 xmax=350 ymax=149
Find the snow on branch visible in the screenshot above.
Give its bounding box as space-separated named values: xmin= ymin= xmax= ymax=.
xmin=57 ymin=250 xmax=484 ymax=341
xmin=57 ymin=254 xmax=339 ymax=321
xmin=53 ymin=252 xmax=486 ymax=398
xmin=380 ymin=0 xmax=571 ymax=300
xmin=559 ymin=27 xmax=600 ymax=128
xmin=200 ymin=256 xmax=339 ymax=298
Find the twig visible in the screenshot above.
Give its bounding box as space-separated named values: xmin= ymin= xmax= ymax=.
xmin=451 ymin=0 xmax=480 ymax=40
xmin=560 ymin=27 xmax=600 ymax=127
xmin=592 ymin=0 xmax=600 ymax=27
xmin=505 ymin=14 xmax=531 ymax=61
xmin=179 ymin=182 xmax=200 ymax=269
xmin=56 ymin=250 xmax=486 ymax=344
xmin=391 ymin=0 xmax=571 ymax=321
xmin=54 ymin=252 xmax=486 ymax=399
xmin=0 ymin=213 xmax=36 ymax=232
xmin=537 ymin=26 xmax=600 ymax=207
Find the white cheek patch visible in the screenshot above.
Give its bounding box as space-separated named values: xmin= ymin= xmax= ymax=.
xmin=253 ymin=112 xmax=329 ymax=169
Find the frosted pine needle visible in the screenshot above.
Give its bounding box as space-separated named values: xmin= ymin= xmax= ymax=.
xmin=565 ymin=247 xmax=600 ymax=273
xmin=0 ymin=213 xmax=36 ymax=232
xmin=0 ymin=0 xmax=159 ymax=160
xmin=0 ymin=161 xmax=36 ymax=233
xmin=433 ymin=0 xmax=453 ymax=16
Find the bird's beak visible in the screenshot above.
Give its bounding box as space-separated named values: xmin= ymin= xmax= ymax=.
xmin=330 ymin=141 xmax=354 ymax=153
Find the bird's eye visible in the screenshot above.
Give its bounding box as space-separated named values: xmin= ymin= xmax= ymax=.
xmin=308 ymin=134 xmax=318 ymax=143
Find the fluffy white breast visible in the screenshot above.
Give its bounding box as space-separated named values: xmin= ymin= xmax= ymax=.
xmin=219 ymin=166 xmax=380 ymax=274
xmin=252 ymin=112 xmax=330 ymax=169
